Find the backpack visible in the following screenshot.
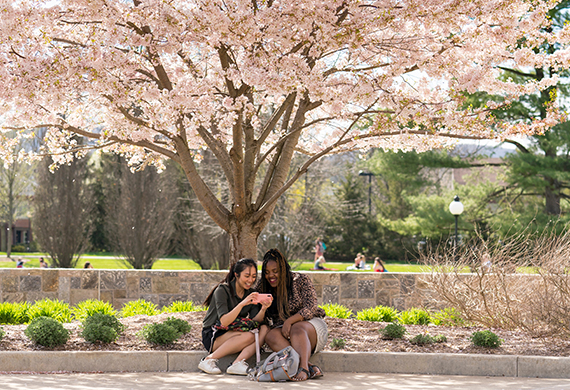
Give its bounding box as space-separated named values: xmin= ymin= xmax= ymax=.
xmin=248 ymin=346 xmax=300 ymax=382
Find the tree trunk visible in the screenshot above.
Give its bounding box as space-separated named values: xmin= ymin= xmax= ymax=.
xmin=545 ymin=185 xmax=561 ymax=215
xmin=228 ymin=217 xmax=262 ymax=263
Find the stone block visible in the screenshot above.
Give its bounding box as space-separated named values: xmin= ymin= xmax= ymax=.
xmin=309 ymin=273 xmax=340 ymax=286
xmin=376 ymin=291 xmax=396 ymax=307
xmin=70 ymin=277 xmax=81 ymax=289
xmin=2 ymin=292 xmax=24 ymax=303
xmin=58 ymin=269 xmax=82 ymax=277
xmin=400 ymin=274 xmax=416 ymax=295
xmin=203 ymin=272 xmax=226 ymax=284
xmin=126 ymin=277 xmax=140 ymax=298
xmin=314 ymin=284 xmax=323 ymax=298
xmin=322 ymin=285 xmax=339 ymax=304
xmin=152 ymin=277 xmax=180 ymax=294
xmin=2 ymin=276 xmax=18 ymax=292
xmin=140 ymin=278 xmax=152 ymax=293
xmin=519 ymin=356 xmax=570 ymax=378
xmin=159 ymin=294 xmax=189 ymax=309
xmin=339 ymin=299 xmax=375 ymax=312
xmin=179 ymin=272 xmax=203 ymax=282
xmin=81 ymin=271 xmax=98 ymax=289
xmin=189 ymin=283 xmax=215 ymax=304
xmin=393 ymin=296 xmax=406 ymax=311
xmin=140 ymin=294 xmax=159 ymax=306
xmin=313 ymin=352 xmax=516 ymax=377
xmin=114 ymin=289 xmax=126 ymax=299
xmin=70 ymin=289 xmax=98 ymax=306
xmin=26 ymin=291 xmax=57 ymax=302
xmin=0 ymin=351 xmax=168 ymax=373
xmin=340 ymin=274 xmax=357 ymax=299
xmin=20 ymin=275 xmax=41 ymax=292
xmin=100 ymin=290 xmax=113 ymax=304
xmin=377 ymin=279 xmax=400 ymax=289
xmin=100 ymin=271 xmax=126 ymax=290
xmin=42 ymin=270 xmax=59 ymax=292
xmin=358 ymin=280 xmax=375 ymax=299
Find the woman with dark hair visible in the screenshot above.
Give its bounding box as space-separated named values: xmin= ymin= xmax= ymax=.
xmin=200 ymin=258 xmax=272 ymax=376
xmin=257 ymin=248 xmax=328 ymax=381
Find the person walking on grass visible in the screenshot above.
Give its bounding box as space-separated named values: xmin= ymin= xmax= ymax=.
xmin=200 ymin=258 xmax=271 ymax=376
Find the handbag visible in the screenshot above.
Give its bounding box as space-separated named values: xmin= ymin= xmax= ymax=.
xmin=214 ymin=317 xmax=259 ymax=332
xmin=248 ymin=346 xmax=300 ymax=382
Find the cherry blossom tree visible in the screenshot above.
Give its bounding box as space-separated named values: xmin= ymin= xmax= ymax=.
xmin=0 ymin=0 xmax=568 ymax=261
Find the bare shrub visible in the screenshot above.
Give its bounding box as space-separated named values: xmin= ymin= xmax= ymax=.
xmin=420 ymin=226 xmax=570 ymax=337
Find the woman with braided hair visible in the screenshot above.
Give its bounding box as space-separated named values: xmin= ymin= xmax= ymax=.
xmin=257 ymin=248 xmax=328 ymax=381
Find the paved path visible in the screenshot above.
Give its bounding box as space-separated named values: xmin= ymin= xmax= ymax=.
xmin=2 ymin=372 xmax=570 ymax=390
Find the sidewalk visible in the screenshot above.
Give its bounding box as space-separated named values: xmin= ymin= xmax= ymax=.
xmin=2 ymin=372 xmax=570 ymax=390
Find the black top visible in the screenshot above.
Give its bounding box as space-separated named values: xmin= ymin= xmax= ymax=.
xmin=202 ymin=279 xmax=260 ymax=328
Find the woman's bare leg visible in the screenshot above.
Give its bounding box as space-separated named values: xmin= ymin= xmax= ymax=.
xmin=265 ymin=327 xmax=291 ymax=352
xmin=234 ymin=325 xmax=269 ymax=363
xmin=289 ymin=322 xmax=317 ymax=381
xmin=207 ymin=331 xmax=255 ymax=360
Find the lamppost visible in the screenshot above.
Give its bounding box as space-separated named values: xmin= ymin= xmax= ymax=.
xmin=358 ymin=171 xmax=374 ymax=214
xmin=449 ymin=195 xmax=464 ymax=249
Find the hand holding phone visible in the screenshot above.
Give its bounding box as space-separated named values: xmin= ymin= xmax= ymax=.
xmin=252 ymin=293 xmax=273 ymax=305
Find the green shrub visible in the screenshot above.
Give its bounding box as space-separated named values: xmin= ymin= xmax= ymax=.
xmin=398 ymin=308 xmax=432 ymax=325
xmin=0 ymin=302 xmax=25 ymax=325
xmin=27 ymin=299 xmax=73 ymax=323
xmin=470 ymin=330 xmax=502 ymax=348
xmin=0 ymin=326 xmax=4 ymax=341
xmin=25 ymin=316 xmax=69 ymax=347
xmin=82 ymin=323 xmax=118 ymax=343
xmin=330 ymin=338 xmax=346 ymax=350
xmin=120 ymin=299 xmax=159 ymax=318
xmin=11 ymin=244 xmax=26 ymax=252
xmin=15 ymin=302 xmax=31 ymax=324
xmin=82 ymin=313 xmax=125 ymax=334
xmin=433 ymin=334 xmax=447 ymax=343
xmin=356 ymin=306 xmax=399 ymax=322
xmin=162 ymin=301 xmax=206 ymax=313
xmin=72 ymin=300 xmax=117 ymax=322
xmin=431 ymin=308 xmax=466 ymax=327
xmin=319 ymin=303 xmax=353 ymax=319
xmin=380 ymin=322 xmax=407 ymax=339
xmin=139 ymin=323 xmax=181 ymax=345
xmin=410 ymin=333 xmax=435 ymax=345
xmin=163 ymin=317 xmax=191 ymax=335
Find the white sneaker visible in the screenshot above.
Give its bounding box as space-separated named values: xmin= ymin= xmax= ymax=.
xmin=198 ymin=357 xmax=222 ymax=374
xmin=226 ymin=359 xmax=249 ymax=375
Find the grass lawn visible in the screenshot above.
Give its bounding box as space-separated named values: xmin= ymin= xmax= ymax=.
xmin=0 ymin=252 xmax=534 ymax=274
xmin=0 ymin=253 xmax=201 ymax=270
xmin=293 ymin=261 xmax=428 ymax=272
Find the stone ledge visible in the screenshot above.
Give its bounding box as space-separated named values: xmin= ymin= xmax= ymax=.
xmin=0 ymin=351 xmax=568 ymax=378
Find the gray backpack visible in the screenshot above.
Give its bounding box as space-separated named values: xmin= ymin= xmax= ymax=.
xmin=248 ymin=346 xmax=300 ymax=382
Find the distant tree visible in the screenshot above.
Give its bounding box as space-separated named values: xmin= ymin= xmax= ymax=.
xmin=0 ymin=143 xmax=34 ymax=258
xmin=466 ymin=1 xmax=570 ymax=219
xmin=105 ymin=158 xmax=176 ymax=269
xmin=169 ymin=153 xmax=230 ymax=270
xmin=33 ymin=157 xmax=93 ymax=268
xmin=323 ymin=170 xmax=385 ymax=260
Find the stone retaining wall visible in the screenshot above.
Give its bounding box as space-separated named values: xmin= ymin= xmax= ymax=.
xmin=0 ymin=269 xmax=427 ymax=311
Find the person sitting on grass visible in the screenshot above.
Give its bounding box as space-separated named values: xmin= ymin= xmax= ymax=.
xmin=373 ymin=257 xmax=388 ymax=273
xmin=199 ymin=258 xmax=271 ymax=376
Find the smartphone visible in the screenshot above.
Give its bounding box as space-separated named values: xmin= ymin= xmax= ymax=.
xmin=252 ymin=293 xmax=273 ymax=305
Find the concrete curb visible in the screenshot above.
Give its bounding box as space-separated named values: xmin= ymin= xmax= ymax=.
xmin=0 ymin=351 xmax=568 ymax=378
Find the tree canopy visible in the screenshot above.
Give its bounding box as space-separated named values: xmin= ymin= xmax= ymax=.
xmin=0 ymin=0 xmax=568 ymax=260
